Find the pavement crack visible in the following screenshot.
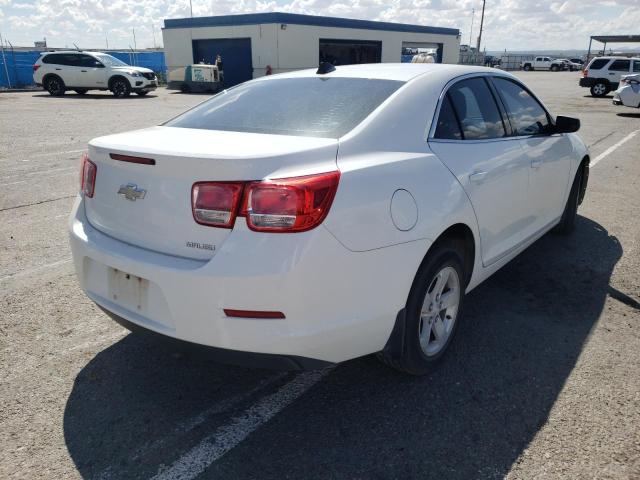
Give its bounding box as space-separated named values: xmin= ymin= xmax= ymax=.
xmin=0 ymin=195 xmax=76 ymax=212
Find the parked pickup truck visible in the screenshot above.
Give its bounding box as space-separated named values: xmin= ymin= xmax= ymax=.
xmin=521 ymin=57 xmax=566 ymax=71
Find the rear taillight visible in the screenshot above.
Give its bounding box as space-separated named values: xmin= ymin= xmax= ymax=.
xmin=191 ymin=171 xmax=340 ymax=232
xmin=33 ymin=64 xmax=40 ymax=72
xmin=582 ymin=69 xmax=588 ymax=77
xmin=192 ymin=182 xmax=244 ymax=228
xmin=80 ymin=153 xmax=97 ymax=198
xmin=243 ymin=171 xmax=340 ymax=233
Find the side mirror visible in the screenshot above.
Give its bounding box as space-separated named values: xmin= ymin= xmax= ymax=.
xmin=555 ymin=115 xmax=580 ymax=133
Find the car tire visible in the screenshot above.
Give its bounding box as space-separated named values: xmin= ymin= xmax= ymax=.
xmin=74 ymin=89 xmax=88 ymax=95
xmin=590 ymin=82 xmax=609 ymax=97
xmin=378 ymin=243 xmax=466 ymax=375
xmin=111 ymin=78 xmax=131 ymax=98
xmin=523 ymin=64 xmax=532 ymax=71
xmin=180 ymin=83 xmax=191 ymax=93
xmin=551 ymin=65 xmax=559 ymax=72
xmin=136 ymin=91 xmax=149 ymax=96
xmin=44 ymin=76 xmax=65 ymax=96
xmin=555 ymin=166 xmax=583 ymax=234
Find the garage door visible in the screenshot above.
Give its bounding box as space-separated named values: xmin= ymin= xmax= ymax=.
xmin=192 ymin=38 xmax=253 ymax=88
xmin=319 ymin=39 xmax=382 ymax=66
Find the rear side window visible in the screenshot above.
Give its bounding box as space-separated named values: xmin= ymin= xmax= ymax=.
xmin=165 ymin=77 xmax=404 ymax=138
xmin=446 ymin=78 xmax=506 ymax=140
xmin=42 ymin=54 xmax=80 ymax=66
xmin=492 ymin=78 xmax=551 ymax=136
xmin=434 ymin=94 xmax=462 ymax=140
xmin=634 ymin=60 xmax=640 ymax=73
xmin=609 ymin=60 xmax=630 ymax=72
xmin=42 ymin=55 xmax=62 ymax=65
xmin=588 ymin=59 xmax=610 ymax=70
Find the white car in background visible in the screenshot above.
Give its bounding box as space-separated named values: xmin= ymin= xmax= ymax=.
xmin=33 ymin=51 xmax=157 ymax=97
xmin=613 ymin=74 xmax=640 ymax=108
xmin=69 ymin=63 xmax=589 ymax=374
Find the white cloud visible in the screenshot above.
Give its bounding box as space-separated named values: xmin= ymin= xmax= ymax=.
xmin=0 ymin=0 xmax=637 ymax=50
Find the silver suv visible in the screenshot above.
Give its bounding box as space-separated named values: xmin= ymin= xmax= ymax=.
xmin=33 ymin=51 xmax=157 ymax=97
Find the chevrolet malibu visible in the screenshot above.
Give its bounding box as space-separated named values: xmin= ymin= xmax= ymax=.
xmin=69 ymin=64 xmax=589 ymax=374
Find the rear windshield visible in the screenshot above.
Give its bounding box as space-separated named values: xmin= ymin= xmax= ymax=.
xmin=164 ymin=77 xmax=404 ymax=138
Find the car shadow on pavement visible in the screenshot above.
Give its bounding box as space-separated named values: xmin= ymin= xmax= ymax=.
xmin=616 ymin=112 xmax=640 ymax=118
xmin=64 ymin=215 xmax=622 ymax=479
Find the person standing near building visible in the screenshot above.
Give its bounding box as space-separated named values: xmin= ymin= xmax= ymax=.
xmin=215 ymin=54 xmax=224 ymax=85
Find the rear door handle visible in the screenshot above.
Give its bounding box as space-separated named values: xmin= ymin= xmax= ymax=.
xmin=469 ymin=172 xmax=488 ymax=184
xmin=55 ymin=68 xmax=61 ymax=70
xmin=531 ymin=158 xmax=543 ymax=169
xmin=81 ymin=70 xmax=87 ymax=72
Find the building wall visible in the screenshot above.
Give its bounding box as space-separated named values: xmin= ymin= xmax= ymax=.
xmin=162 ymin=23 xmax=460 ymax=78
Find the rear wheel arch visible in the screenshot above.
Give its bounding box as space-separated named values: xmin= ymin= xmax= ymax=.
xmin=379 ymin=224 xmax=475 ymax=374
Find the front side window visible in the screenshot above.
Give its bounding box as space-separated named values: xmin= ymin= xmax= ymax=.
xmin=165 ymin=77 xmax=404 ymax=138
xmin=632 ymin=60 xmax=640 ymax=73
xmin=609 ymin=60 xmax=630 ymax=72
xmin=79 ymin=55 xmax=103 ymax=68
xmin=492 ymin=78 xmax=550 ymax=136
xmin=445 ymin=77 xmax=506 ymax=140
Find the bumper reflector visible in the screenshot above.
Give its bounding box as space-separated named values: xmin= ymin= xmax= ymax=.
xmin=224 ymin=309 xmax=286 ymax=319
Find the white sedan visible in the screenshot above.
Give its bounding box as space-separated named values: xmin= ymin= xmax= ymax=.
xmin=613 ymin=74 xmax=640 ymax=108
xmin=69 ymin=63 xmax=589 ymax=374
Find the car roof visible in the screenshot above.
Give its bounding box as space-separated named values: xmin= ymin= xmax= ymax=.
xmin=258 ymin=63 xmax=502 ymax=83
xmin=41 ymin=51 xmax=105 ymax=55
xmin=593 ymin=56 xmax=640 ymax=60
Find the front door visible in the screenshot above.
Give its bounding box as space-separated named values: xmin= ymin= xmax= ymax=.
xmin=490 ymin=77 xmax=572 ymax=232
xmin=76 ymin=54 xmax=108 ymax=88
xmin=428 ymin=76 xmax=532 ymax=266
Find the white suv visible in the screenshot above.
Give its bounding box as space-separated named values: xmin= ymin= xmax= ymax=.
xmin=579 ymin=56 xmax=640 ymax=97
xmin=33 ymin=51 xmax=158 ymax=97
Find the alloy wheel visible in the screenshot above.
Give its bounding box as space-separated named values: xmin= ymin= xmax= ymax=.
xmin=593 ymin=84 xmax=606 ymax=96
xmin=418 ymin=266 xmax=461 ymax=357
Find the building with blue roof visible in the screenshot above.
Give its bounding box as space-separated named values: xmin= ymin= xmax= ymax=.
xmin=162 ymin=12 xmax=460 ymax=87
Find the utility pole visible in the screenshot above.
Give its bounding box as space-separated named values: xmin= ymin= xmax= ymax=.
xmin=105 ymin=33 xmax=109 ymax=50
xmin=469 ymin=8 xmax=475 ymax=46
xmin=152 ymin=24 xmax=157 ymax=49
xmin=476 ymin=0 xmax=486 ymax=52
xmin=189 ymin=0 xmax=193 ymax=18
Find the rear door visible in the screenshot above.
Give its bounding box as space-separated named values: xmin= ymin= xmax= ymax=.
xmin=491 ymin=77 xmax=572 ymax=232
xmin=428 ymin=76 xmax=532 ymax=266
xmin=606 ymin=59 xmax=631 ymax=85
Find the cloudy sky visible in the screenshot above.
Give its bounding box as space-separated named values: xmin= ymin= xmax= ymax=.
xmin=0 ymin=0 xmax=638 ymax=51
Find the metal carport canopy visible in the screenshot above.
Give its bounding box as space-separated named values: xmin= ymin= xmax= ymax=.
xmin=587 ymin=35 xmax=640 ymax=58
xmin=591 ymin=35 xmax=640 ymax=43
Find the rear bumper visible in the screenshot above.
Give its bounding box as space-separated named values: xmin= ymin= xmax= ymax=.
xmin=101 ymin=305 xmax=331 ymax=370
xmin=579 ymin=78 xmax=596 ymax=87
xmin=69 ymin=197 xmax=427 ymax=364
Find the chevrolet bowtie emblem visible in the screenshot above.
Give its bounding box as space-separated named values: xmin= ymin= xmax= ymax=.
xmin=118 ymin=183 xmax=146 ymax=201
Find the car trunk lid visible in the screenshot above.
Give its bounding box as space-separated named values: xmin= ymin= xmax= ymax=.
xmin=85 ymin=126 xmax=338 ymax=260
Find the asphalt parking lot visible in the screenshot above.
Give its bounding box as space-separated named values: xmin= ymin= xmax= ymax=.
xmin=1 ymin=71 xmax=639 ymax=479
